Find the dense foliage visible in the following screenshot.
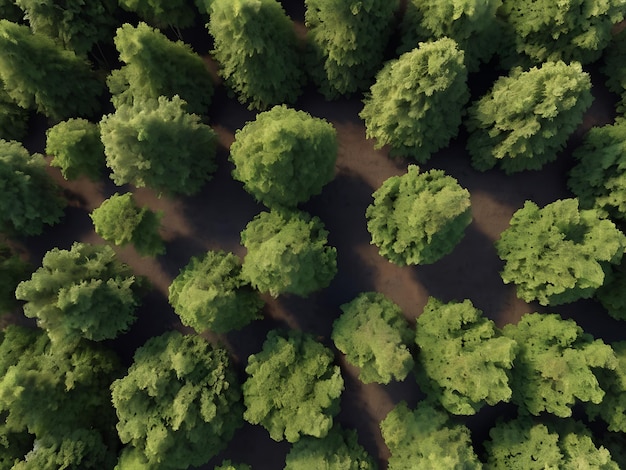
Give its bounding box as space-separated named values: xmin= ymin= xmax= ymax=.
xmin=0 ymin=243 xmax=30 ymax=316
xmin=117 ymin=0 xmax=197 ymax=29
xmin=603 ymin=28 xmax=626 ymax=113
xmin=597 ymin=261 xmax=626 ymax=321
xmin=0 ymin=86 xmax=29 ymax=141
xmin=214 ymin=461 xmax=252 ymax=470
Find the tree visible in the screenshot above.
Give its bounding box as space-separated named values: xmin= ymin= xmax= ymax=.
xmin=0 ymin=243 xmax=30 ymax=316
xmin=602 ymin=29 xmax=626 ymax=113
xmin=415 ymin=298 xmax=518 ymax=415
xmin=502 ymin=313 xmax=617 ymax=417
xmin=380 ymin=401 xmax=482 ymax=469
xmin=15 ymin=242 xmax=143 ymax=349
xmin=359 ymin=38 xmax=469 ymax=162
xmin=46 ymin=118 xmax=105 ymax=181
xmin=331 ymin=292 xmax=414 ymax=384
xmin=284 ymin=424 xmax=377 ymax=470
xmin=0 ymin=20 xmax=103 ymax=120
xmin=398 ymin=0 xmax=502 ymax=72
xmin=243 ymin=330 xmax=344 ymax=443
xmin=495 ymin=198 xmax=626 ymax=306
xmin=596 ymin=261 xmax=626 ymax=321
xmin=168 ymin=250 xmax=264 ymax=334
xmin=240 ymin=210 xmax=337 ymax=297
xmin=208 ymin=0 xmax=305 ymax=110
xmin=117 ymin=0 xmax=197 ymax=29
xmin=466 ymin=61 xmax=592 ymax=173
xmin=304 ymin=0 xmax=399 ymax=99
xmin=90 ymin=192 xmax=165 ymax=257
xmin=366 ymin=165 xmax=471 ymax=266
xmin=229 ymin=105 xmax=337 ymax=208
xmin=107 ymin=22 xmax=214 ymax=116
xmin=0 ymin=139 xmax=65 ymax=236
xmin=111 ymin=331 xmax=243 ymax=470
xmin=100 ymin=95 xmax=217 ymax=196
xmin=0 ymin=84 xmax=29 ymax=141
xmin=214 ymin=461 xmax=251 ymax=470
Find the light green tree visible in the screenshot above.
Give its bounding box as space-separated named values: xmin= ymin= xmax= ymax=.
xmin=117 ymin=0 xmax=197 ymax=29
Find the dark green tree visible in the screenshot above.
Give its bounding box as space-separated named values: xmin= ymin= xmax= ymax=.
xmin=243 ymin=330 xmax=344 ymax=443
xmin=230 ymin=105 xmax=337 ymax=208
xmin=332 ymin=292 xmax=414 ymax=384
xmin=304 ymin=0 xmax=399 ymax=99
xmin=366 ymin=165 xmax=472 ymax=266
xmin=415 ymin=298 xmax=518 ymax=415
xmin=0 ymin=0 xmax=23 ymax=22
xmin=214 ymin=461 xmax=251 ymax=470
xmin=0 ymin=139 xmax=65 ymax=236
xmin=90 ymin=192 xmax=165 ymax=257
xmin=100 ymin=95 xmax=217 ymax=196
xmin=117 ymin=0 xmax=197 ymax=29
xmin=466 ymin=61 xmax=592 ymax=173
xmin=0 ymin=243 xmax=30 ymax=316
xmin=240 ymin=210 xmax=337 ymax=297
xmin=15 ymin=242 xmax=142 ymax=349
xmin=596 ymin=260 xmax=626 ymax=321
xmin=208 ymin=0 xmax=305 ymax=110
xmin=111 ymin=331 xmax=243 ymax=470
xmin=602 ymin=28 xmax=626 ymax=113
xmin=46 ymin=118 xmax=105 ymax=181
xmin=380 ymin=401 xmax=482 ymax=469
xmin=502 ymin=313 xmax=617 ymax=417
xmin=360 ymin=38 xmax=469 ymax=161
xmin=107 ymin=22 xmax=214 ymax=116
xmin=0 ymin=20 xmax=103 ymax=120
xmin=168 ymin=250 xmax=264 ymax=334
xmin=495 ymin=198 xmax=626 ymax=306
xmin=0 ymin=84 xmax=29 ymax=141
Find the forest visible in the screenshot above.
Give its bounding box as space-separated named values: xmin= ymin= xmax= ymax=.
xmin=2 ymin=0 xmax=626 ymax=468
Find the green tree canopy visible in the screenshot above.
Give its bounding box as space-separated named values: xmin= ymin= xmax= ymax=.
xmin=117 ymin=0 xmax=197 ymax=29
xmin=380 ymin=401 xmax=482 ymax=469
xmin=304 ymin=0 xmax=399 ymax=99
xmin=0 ymin=20 xmax=103 ymax=120
xmin=495 ymin=198 xmax=626 ymax=305
xmin=240 ymin=210 xmax=337 ymax=297
xmin=15 ymin=242 xmax=142 ymax=349
xmin=415 ymin=298 xmax=517 ymax=415
xmin=466 ymin=61 xmax=592 ymax=174
xmin=360 ymin=37 xmax=469 ymax=162
xmin=46 ymin=118 xmax=105 ymax=181
xmin=502 ymin=313 xmax=617 ymax=417
xmin=107 ymin=22 xmax=214 ymax=116
xmin=100 ymin=95 xmax=217 ymax=196
xmin=0 ymin=84 xmax=29 ymax=141
xmin=331 ymin=292 xmax=414 ymax=384
xmin=208 ymin=0 xmax=305 ymax=110
xmin=602 ymin=28 xmax=626 ymax=113
xmin=0 ymin=243 xmax=30 ymax=316
xmin=230 ymin=105 xmax=337 ymax=208
xmin=168 ymin=250 xmax=264 ymax=334
xmin=596 ymin=261 xmax=626 ymax=321
xmin=284 ymin=424 xmax=377 ymax=470
xmin=0 ymin=139 xmax=65 ymax=236
xmin=243 ymin=330 xmax=344 ymax=443
xmin=366 ymin=165 xmax=472 ymax=266
xmin=111 ymin=331 xmax=243 ymax=469
xmin=90 ymin=192 xmax=165 ymax=257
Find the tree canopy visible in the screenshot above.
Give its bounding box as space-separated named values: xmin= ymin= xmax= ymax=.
xmin=111 ymin=331 xmax=243 ymax=469
xmin=466 ymin=61 xmax=592 ymax=173
xmin=240 ymin=210 xmax=337 ymax=297
xmin=230 ymin=105 xmax=337 ymax=209
xmin=502 ymin=313 xmax=617 ymax=417
xmin=495 ymin=198 xmax=626 ymax=305
xmin=100 ymin=95 xmax=217 ymax=196
xmin=602 ymin=28 xmax=626 ymax=114
xmin=366 ymin=165 xmax=472 ymax=266
xmin=332 ymin=292 xmax=414 ymax=384
xmin=117 ymin=0 xmax=197 ymax=29
xmin=596 ymin=261 xmax=626 ymax=321
xmin=243 ymin=329 xmax=344 ymax=443
xmin=360 ymin=37 xmax=469 ymax=162
xmin=168 ymin=250 xmax=264 ymax=334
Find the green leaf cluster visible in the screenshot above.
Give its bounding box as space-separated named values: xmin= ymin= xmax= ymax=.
xmin=0 ymin=139 xmax=65 ymax=236
xmin=230 ymin=105 xmax=337 ymax=208
xmin=240 ymin=210 xmax=337 ymax=297
xmin=0 ymin=84 xmax=29 ymax=141
xmin=0 ymin=243 xmax=30 ymax=316
xmin=304 ymin=0 xmax=399 ymax=99
xmin=107 ymin=23 xmax=214 ymax=116
xmin=168 ymin=250 xmax=264 ymax=334
xmin=502 ymin=313 xmax=617 ymax=417
xmin=332 ymin=292 xmax=414 ymax=384
xmin=111 ymin=331 xmax=243 ymax=469
xmin=415 ymin=298 xmax=517 ymax=415
xmin=495 ymin=198 xmax=626 ymax=305
xmin=366 ymin=165 xmax=472 ymax=266
xmin=466 ymin=61 xmax=592 ymax=173
xmin=117 ymin=0 xmax=197 ymax=29
xmin=360 ymin=37 xmax=469 ymax=162
xmin=243 ymin=329 xmax=344 ymax=443
xmin=100 ymin=95 xmax=217 ymax=196
xmin=208 ymin=0 xmax=305 ymax=110
xmin=380 ymin=401 xmax=482 ymax=469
